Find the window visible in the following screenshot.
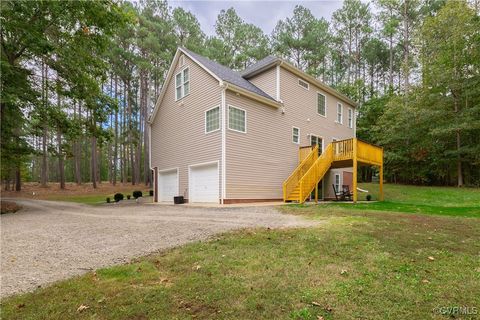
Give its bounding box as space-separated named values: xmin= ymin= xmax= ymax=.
xmin=317 ymin=93 xmax=326 ymax=116
xmin=298 ymin=79 xmax=309 ymax=90
xmin=205 ymin=106 xmax=220 ymax=133
xmin=336 ymin=103 xmax=343 ymax=124
xmin=175 ymin=67 xmax=190 ymax=100
xmin=179 ymin=55 xmax=185 ymax=66
xmin=334 ymin=173 xmax=341 ymax=192
xmin=228 ymin=106 xmax=246 ymax=133
xmin=292 ymin=127 xmax=300 ymax=144
xmin=348 ymin=108 xmax=353 ymax=128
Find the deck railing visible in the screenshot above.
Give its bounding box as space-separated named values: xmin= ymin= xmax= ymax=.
xmin=283 ymin=145 xmax=319 ymax=200
xmin=332 ymin=139 xmax=354 ymax=161
xmin=298 ymin=144 xmax=333 ymax=202
xmin=357 ymin=140 xmax=383 ymax=165
xmin=298 ymin=146 xmax=314 ymax=162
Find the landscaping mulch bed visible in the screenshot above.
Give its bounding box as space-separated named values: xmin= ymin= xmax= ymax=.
xmin=1 ymin=200 xmax=21 ymax=214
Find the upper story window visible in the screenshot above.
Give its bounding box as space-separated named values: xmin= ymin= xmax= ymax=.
xmin=298 ymin=79 xmax=309 ymax=90
xmin=205 ymin=106 xmax=220 ymax=133
xmin=175 ymin=67 xmax=189 ymax=101
xmin=317 ymin=92 xmax=326 ymax=117
xmin=292 ymin=127 xmax=300 ymax=144
xmin=336 ymin=102 xmax=343 ymax=124
xmin=348 ymin=108 xmax=353 ymax=128
xmin=228 ymin=106 xmax=246 ymax=133
xmin=179 ymin=55 xmax=185 ymax=66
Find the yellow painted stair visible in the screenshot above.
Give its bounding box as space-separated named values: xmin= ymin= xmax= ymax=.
xmin=283 ymin=138 xmax=384 ymax=203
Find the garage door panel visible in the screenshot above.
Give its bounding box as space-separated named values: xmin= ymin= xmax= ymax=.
xmin=158 ymin=170 xmax=178 ymax=202
xmin=190 ymin=163 xmax=219 ymax=203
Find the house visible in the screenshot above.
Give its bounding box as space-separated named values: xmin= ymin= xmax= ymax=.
xmin=148 ymin=47 xmax=383 ymax=204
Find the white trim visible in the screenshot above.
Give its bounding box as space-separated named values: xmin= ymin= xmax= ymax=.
xmin=353 ymin=109 xmax=357 ymax=137
xmin=348 ymin=107 xmax=353 ymax=129
xmin=276 ymin=65 xmax=281 ymax=101
xmin=227 ymin=105 xmax=247 ymax=133
xmin=149 ymin=48 xmax=223 ymax=123
xmin=292 ymin=126 xmax=300 ymax=144
xmin=221 ymin=89 xmax=226 ymax=204
xmin=157 ymin=167 xmax=180 ymax=201
xmin=316 ymin=91 xmax=327 ymax=118
xmin=204 ymin=105 xmax=220 ymax=134
xmin=188 ymin=160 xmax=220 ymax=203
xmin=298 ymin=78 xmax=309 ymax=90
xmin=174 ymin=66 xmax=190 ymax=101
xmin=336 ymin=102 xmax=343 ymax=124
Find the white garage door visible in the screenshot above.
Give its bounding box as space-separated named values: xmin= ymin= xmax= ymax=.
xmin=158 ymin=169 xmax=178 ymax=202
xmin=189 ymin=162 xmax=219 ymax=203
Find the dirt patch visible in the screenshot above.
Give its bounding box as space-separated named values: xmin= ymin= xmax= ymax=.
xmin=1 ymin=182 xmax=151 ymax=200
xmin=0 ymin=201 xmax=21 ymax=214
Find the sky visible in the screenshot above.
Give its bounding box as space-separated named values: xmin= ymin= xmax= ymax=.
xmin=169 ymin=0 xmax=344 ymax=36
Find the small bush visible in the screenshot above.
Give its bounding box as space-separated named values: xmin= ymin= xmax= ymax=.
xmin=149 ymin=190 xmax=154 ymax=196
xmin=366 ymin=194 xmax=372 ymax=201
xmin=114 ymin=193 xmax=124 ymax=202
xmin=127 ymin=195 xmax=131 ymax=200
xmin=106 ymin=197 xmax=111 ymax=203
xmin=133 ymin=190 xmax=143 ymax=199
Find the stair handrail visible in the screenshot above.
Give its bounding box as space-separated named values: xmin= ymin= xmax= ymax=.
xmin=283 ymin=144 xmax=319 ymax=200
xmin=298 ymin=144 xmax=334 ymax=202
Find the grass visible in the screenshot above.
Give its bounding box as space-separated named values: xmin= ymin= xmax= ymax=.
xmin=1 ymin=184 xmax=479 ymax=319
xmin=321 ymin=183 xmax=480 ymax=218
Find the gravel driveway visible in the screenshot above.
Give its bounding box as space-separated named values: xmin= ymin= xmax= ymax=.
xmin=1 ymin=199 xmax=313 ymax=298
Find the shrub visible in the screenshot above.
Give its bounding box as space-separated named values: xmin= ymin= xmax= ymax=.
xmin=114 ymin=193 xmax=124 ymax=202
xmin=133 ymin=190 xmax=143 ymax=199
xmin=106 ymin=197 xmax=111 ymax=203
xmin=366 ymin=194 xmax=372 ymax=201
xmin=127 ymin=195 xmax=131 ymax=200
xmin=149 ymin=190 xmax=154 ymax=196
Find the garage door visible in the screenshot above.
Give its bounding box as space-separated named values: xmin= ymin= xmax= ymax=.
xmin=189 ymin=162 xmax=219 ymax=203
xmin=158 ymin=169 xmax=178 ymax=202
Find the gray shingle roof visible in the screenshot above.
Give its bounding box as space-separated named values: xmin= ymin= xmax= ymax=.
xmin=241 ymin=56 xmax=279 ymax=77
xmin=181 ymin=48 xmax=275 ymax=101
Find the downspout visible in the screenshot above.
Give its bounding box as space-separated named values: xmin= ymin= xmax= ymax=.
xmin=220 ymin=82 xmax=226 ymax=204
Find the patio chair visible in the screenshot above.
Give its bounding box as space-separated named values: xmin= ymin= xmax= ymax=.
xmin=342 ymin=185 xmax=353 ymax=201
xmin=332 ymin=184 xmax=343 ymax=201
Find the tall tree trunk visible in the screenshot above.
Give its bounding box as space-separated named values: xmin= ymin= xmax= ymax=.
xmin=113 ymin=75 xmax=118 ymax=185
xmin=15 ymin=165 xmax=21 ymax=191
xmin=57 ymin=130 xmax=65 ymax=189
xmin=74 ymin=101 xmax=82 ymax=184
xmin=403 ymin=0 xmax=410 ymax=93
xmin=91 ymin=135 xmax=97 ymax=189
xmin=41 ymin=61 xmax=48 ymax=187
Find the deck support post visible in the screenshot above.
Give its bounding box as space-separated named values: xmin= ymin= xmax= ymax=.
xmin=315 ymin=184 xmax=318 ymax=203
xmin=353 ymin=139 xmax=358 ymax=203
xmin=379 ymin=164 xmax=384 ymax=201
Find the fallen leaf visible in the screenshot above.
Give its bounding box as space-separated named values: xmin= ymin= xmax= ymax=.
xmin=192 ymin=264 xmax=201 ymax=271
xmin=428 ymin=256 xmax=435 ymax=261
xmin=17 ymin=303 xmax=26 ymax=309
xmin=77 ymin=304 xmax=89 ymax=312
xmin=324 ymin=305 xmax=333 ymax=312
xmin=427 ymin=237 xmax=432 ymax=240
xmin=340 ymin=269 xmax=348 ymax=275
xmin=317 ymin=316 xmax=325 ymax=320
xmin=160 ymin=277 xmax=169 ymax=283
xmin=422 ymin=279 xmax=430 ymax=284
xmin=311 ymin=301 xmax=322 ymax=307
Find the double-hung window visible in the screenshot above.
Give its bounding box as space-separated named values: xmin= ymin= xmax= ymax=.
xmin=334 ymin=173 xmax=341 ymax=192
xmin=175 ymin=67 xmax=190 ymax=100
xmin=336 ymin=103 xmax=343 ymax=124
xmin=317 ymin=93 xmax=326 ymax=116
xmin=348 ymin=108 xmax=353 ymax=128
xmin=292 ymin=127 xmax=300 ymax=144
xmin=205 ymin=106 xmax=220 ymax=133
xmin=228 ymin=106 xmax=246 ymax=133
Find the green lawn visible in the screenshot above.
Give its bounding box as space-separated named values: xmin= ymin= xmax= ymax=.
xmin=322 ymin=183 xmax=480 ymax=218
xmin=1 ymin=184 xmax=479 ymax=319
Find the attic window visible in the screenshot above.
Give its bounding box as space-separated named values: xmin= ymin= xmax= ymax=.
xmin=298 ymin=79 xmax=309 ymax=90
xmin=175 ymin=67 xmax=189 ymax=101
xmin=179 ymin=55 xmax=185 ymax=66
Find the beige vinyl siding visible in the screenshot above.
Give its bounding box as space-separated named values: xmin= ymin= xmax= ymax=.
xmin=247 ymin=67 xmax=277 ymax=100
xmin=224 ymin=66 xmax=355 ymax=200
xmin=225 ymin=91 xmax=292 ymax=199
xmin=150 ymin=54 xmax=222 ymax=201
